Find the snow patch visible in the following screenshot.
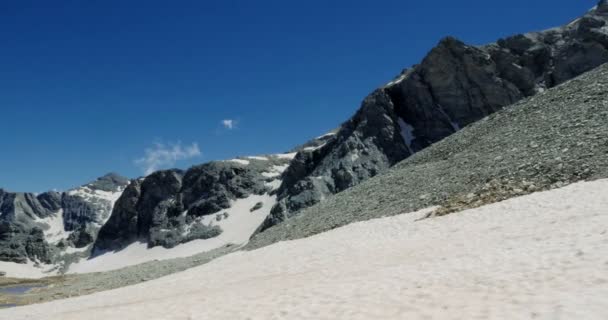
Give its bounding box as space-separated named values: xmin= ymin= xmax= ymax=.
xmin=274 ymin=152 xmax=297 ymax=160
xmin=397 ymin=118 xmax=416 ymax=154
xmin=385 ymin=73 xmax=407 ymax=87
xmin=67 ymin=186 xmax=125 ymax=206
xmin=226 ymin=159 xmax=250 ymax=165
xmin=316 ymin=132 xmax=336 ymax=139
xmin=63 ymin=246 xmax=89 ymax=255
xmin=261 ymin=172 xmax=280 ymax=178
xmin=246 ymin=156 xmax=268 ymax=161
xmin=0 ymin=260 xmax=58 ymax=279
xmin=303 ymin=143 xmax=326 ymax=152
xmin=35 ymin=210 xmax=71 ymax=244
xmin=262 ymin=164 xmax=290 ymax=178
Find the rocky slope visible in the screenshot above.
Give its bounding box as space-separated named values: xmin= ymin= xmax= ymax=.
xmin=0 ymin=174 xmax=129 ymax=264
xmin=261 ymin=2 xmax=608 ymax=229
xmin=248 ymin=60 xmax=608 ymax=250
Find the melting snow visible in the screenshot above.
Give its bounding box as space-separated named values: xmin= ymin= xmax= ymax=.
xmin=9 ymin=179 xmax=608 ymax=319
xmin=316 ymin=132 xmax=336 ymax=139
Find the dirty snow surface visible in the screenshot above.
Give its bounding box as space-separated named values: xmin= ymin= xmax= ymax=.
xmin=5 ymin=179 xmax=608 ymax=320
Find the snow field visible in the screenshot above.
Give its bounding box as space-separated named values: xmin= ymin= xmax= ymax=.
xmin=5 ymin=179 xmax=608 ymax=319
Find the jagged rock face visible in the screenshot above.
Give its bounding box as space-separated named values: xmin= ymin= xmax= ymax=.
xmin=183 ymin=162 xmax=269 ymax=216
xmin=260 ymin=4 xmax=608 ymax=231
xmin=94 ymin=157 xmax=290 ymax=252
xmin=0 ymin=174 xmax=129 ymax=264
xmin=94 ymin=179 xmax=143 ymax=251
xmin=36 ymin=192 xmax=62 ymax=213
xmin=387 ymin=8 xmax=608 ymax=150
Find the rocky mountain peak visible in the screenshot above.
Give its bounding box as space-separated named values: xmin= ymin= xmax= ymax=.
xmin=86 ymin=173 xmax=130 ymax=192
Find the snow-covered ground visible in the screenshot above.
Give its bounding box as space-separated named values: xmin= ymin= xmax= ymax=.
xmin=0 ymin=260 xmax=58 ymax=279
xmin=5 ymin=179 xmax=608 ymax=319
xmin=68 ymin=194 xmax=277 ymax=274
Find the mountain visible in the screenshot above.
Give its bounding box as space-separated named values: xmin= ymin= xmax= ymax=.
xmin=0 ymin=174 xmax=129 ymax=264
xmin=260 ymin=2 xmax=608 ymax=230
xmin=248 ymin=57 xmax=608 ymax=250
xmin=92 ymin=155 xmax=295 ymax=253
xmin=2 ymin=2 xmax=608 ymax=272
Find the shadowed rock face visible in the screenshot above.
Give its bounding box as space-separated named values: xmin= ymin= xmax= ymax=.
xmin=260 ymin=4 xmax=608 ymax=230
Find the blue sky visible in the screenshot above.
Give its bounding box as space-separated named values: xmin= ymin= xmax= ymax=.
xmin=0 ymin=0 xmax=594 ymax=192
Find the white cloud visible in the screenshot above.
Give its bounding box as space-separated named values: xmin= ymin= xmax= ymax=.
xmin=222 ymin=119 xmax=236 ymax=130
xmin=135 ymin=142 xmax=201 ymax=175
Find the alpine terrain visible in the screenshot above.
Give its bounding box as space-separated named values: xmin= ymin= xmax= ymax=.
xmin=0 ymin=2 xmax=607 ymax=319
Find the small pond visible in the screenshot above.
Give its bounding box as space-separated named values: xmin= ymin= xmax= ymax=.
xmin=0 ymin=284 xmax=47 ymax=295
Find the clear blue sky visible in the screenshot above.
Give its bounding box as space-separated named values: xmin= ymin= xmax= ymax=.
xmin=0 ymin=0 xmax=594 ymax=192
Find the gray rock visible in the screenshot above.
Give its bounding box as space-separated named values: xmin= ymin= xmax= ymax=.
xmin=250 ymin=202 xmax=263 ymax=212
